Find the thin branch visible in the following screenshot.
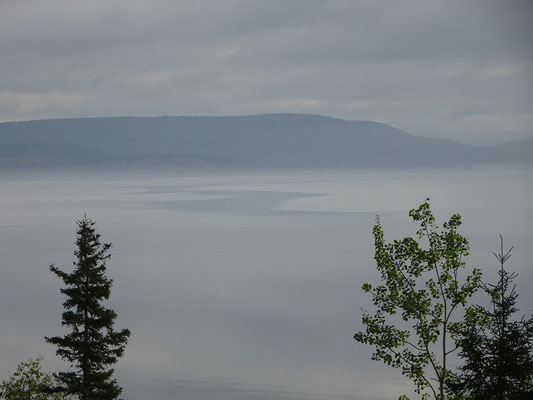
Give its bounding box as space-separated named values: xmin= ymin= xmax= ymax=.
xmin=387 ymin=346 xmax=438 ymax=400
xmin=446 ymin=346 xmax=458 ymax=356
xmin=405 ymin=340 xmax=426 ymax=353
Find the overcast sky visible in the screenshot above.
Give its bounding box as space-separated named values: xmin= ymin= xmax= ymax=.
xmin=1 ymin=0 xmax=532 ymax=144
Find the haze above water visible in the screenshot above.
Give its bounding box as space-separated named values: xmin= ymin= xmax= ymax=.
xmin=1 ymin=167 xmax=532 ymax=400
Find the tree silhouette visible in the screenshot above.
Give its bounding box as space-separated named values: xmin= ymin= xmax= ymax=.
xmin=451 ymin=236 xmax=533 ymax=400
xmin=46 ymin=216 xmax=130 ymax=400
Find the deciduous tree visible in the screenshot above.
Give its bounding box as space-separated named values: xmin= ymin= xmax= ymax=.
xmin=0 ymin=357 xmax=68 ymax=400
xmin=354 ymin=200 xmax=482 ymax=400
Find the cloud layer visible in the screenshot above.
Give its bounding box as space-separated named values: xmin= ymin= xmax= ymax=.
xmin=1 ymin=0 xmax=532 ymax=144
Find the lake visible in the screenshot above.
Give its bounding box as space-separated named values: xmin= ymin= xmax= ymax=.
xmin=1 ymin=167 xmax=532 ymax=400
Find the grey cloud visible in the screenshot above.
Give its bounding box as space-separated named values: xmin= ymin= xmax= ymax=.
xmin=0 ymin=0 xmax=532 ymax=143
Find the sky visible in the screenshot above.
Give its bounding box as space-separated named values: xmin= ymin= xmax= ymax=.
xmin=1 ymin=0 xmax=532 ymax=144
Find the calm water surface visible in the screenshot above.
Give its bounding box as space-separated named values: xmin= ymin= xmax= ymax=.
xmin=1 ymin=168 xmax=532 ymax=400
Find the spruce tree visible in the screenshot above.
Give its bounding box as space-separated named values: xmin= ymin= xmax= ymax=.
xmin=46 ymin=216 xmax=130 ymax=400
xmin=451 ymin=236 xmax=533 ymax=400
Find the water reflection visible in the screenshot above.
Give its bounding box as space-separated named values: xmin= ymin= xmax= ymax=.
xmin=158 ymin=190 xmax=361 ymax=216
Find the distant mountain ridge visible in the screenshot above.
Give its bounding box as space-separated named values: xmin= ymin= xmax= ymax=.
xmin=0 ymin=114 xmax=531 ymax=169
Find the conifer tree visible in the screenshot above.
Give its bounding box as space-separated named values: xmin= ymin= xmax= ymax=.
xmin=451 ymin=236 xmax=533 ymax=400
xmin=46 ymin=216 xmax=130 ymax=400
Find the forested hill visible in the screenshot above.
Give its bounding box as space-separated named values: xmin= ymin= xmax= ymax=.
xmin=0 ymin=114 xmax=531 ymax=169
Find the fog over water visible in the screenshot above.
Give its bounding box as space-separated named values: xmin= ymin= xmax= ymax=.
xmin=1 ymin=167 xmax=532 ymax=400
